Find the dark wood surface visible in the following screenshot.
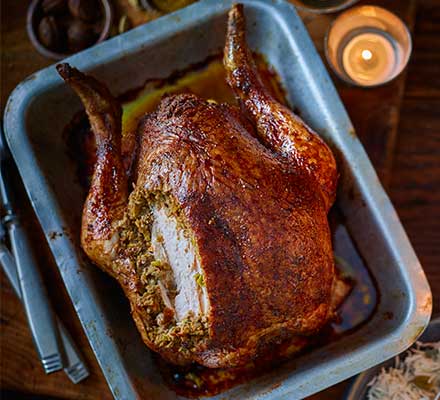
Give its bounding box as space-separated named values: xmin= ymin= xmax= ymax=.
xmin=1 ymin=0 xmax=439 ymax=399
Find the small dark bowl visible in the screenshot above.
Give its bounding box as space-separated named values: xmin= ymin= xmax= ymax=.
xmin=27 ymin=0 xmax=113 ymax=60
xmin=345 ymin=316 xmax=440 ymax=400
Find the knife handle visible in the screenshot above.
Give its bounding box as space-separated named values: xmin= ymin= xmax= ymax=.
xmin=58 ymin=321 xmax=89 ymax=383
xmin=7 ymin=219 xmax=64 ymax=374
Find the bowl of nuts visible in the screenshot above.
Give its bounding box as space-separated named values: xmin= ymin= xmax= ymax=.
xmin=27 ymin=0 xmax=113 ymax=60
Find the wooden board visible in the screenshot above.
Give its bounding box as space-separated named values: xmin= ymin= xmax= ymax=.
xmin=2 ymin=1 xmax=438 ymax=400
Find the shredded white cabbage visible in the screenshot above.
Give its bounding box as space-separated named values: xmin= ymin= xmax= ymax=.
xmin=367 ymin=341 xmax=440 ymax=400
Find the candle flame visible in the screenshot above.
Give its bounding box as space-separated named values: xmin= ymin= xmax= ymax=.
xmin=361 ymin=49 xmax=373 ymax=61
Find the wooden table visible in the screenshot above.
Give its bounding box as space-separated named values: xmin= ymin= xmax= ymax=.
xmin=1 ymin=0 xmax=439 ymax=398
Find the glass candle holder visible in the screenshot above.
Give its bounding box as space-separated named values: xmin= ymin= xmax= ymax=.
xmin=325 ymin=6 xmax=412 ymax=87
xmin=289 ymin=0 xmax=359 ymax=14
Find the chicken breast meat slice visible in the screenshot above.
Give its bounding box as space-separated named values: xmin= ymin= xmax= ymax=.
xmin=57 ymin=4 xmax=341 ymax=368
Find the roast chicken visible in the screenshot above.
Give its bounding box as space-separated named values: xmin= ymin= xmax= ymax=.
xmin=57 ymin=4 xmax=341 ymax=368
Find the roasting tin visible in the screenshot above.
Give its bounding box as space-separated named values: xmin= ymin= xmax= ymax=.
xmin=3 ymin=0 xmax=432 ymax=398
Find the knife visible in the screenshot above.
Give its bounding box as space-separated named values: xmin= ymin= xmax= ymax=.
xmin=0 ymin=125 xmax=63 ymax=374
xmin=0 ymin=221 xmax=89 ymax=383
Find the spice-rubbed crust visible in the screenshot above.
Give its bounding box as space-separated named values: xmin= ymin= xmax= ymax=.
xmin=136 ymin=93 xmax=335 ymax=367
xmin=57 ymin=3 xmax=339 ymax=369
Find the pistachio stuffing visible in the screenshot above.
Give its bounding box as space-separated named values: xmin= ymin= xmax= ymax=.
xmin=118 ymin=189 xmax=208 ymax=356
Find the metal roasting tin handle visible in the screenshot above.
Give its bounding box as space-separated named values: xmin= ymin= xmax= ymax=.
xmin=0 ymin=125 xmax=63 ymax=374
xmin=0 ymin=234 xmax=89 ymax=383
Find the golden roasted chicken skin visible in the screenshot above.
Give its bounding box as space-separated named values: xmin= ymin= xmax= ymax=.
xmin=57 ymin=4 xmax=338 ymax=368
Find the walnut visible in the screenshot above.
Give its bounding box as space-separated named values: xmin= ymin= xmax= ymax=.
xmin=68 ymin=0 xmax=100 ymax=22
xmin=41 ymin=0 xmax=67 ymax=14
xmin=38 ymin=16 xmax=65 ymax=51
xmin=67 ymin=19 xmax=96 ymax=52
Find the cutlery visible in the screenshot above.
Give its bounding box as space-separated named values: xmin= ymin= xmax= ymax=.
xmin=0 ymin=124 xmax=63 ymax=374
xmin=0 ymin=221 xmax=89 ymax=382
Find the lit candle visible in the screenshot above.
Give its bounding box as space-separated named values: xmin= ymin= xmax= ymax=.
xmin=342 ymin=31 xmax=397 ymax=86
xmin=325 ymin=6 xmax=412 ymax=87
